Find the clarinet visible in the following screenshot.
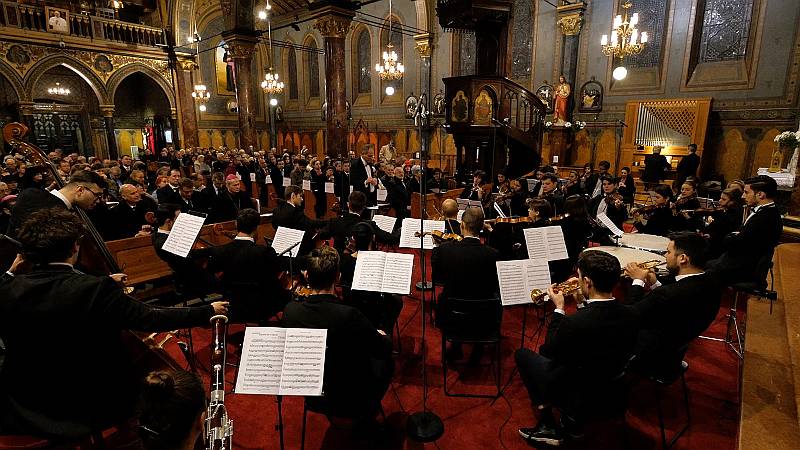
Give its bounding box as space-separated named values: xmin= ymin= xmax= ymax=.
xmin=206 ymin=314 xmax=233 ymax=450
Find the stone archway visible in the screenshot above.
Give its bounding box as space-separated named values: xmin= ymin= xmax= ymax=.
xmin=24 ymin=55 xmax=108 ymax=105
xmin=106 ymin=64 xmax=176 ymax=111
xmin=112 ymin=71 xmax=174 ymax=157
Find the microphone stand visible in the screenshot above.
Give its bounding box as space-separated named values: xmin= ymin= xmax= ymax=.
xmin=406 ymin=93 xmax=444 ymax=443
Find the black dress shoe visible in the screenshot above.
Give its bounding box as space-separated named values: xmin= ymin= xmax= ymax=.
xmin=518 ymin=422 xmax=563 ymax=446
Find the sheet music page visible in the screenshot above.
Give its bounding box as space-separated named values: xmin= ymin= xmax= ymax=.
xmin=372 ymin=214 xmax=397 ymax=234
xmin=457 ymin=209 xmax=465 ymax=221
xmin=543 ymin=226 xmax=569 ymax=261
xmin=265 ymin=175 xmax=272 ymax=184
xmin=283 ymin=177 xmax=291 ymax=187
xmin=496 ymin=260 xmax=530 ymax=306
xmin=234 ymin=327 xmax=285 ymax=395
xmin=302 ymin=180 xmax=311 ymax=191
xmin=597 ymin=212 xmax=624 ymax=237
xmin=271 ymin=226 xmax=306 ymax=258
xmin=399 ymin=218 xmax=445 ymax=249
xmin=523 ymin=227 xmax=549 ymax=261
xmin=279 ymin=328 xmax=327 ymax=396
xmin=467 ymin=200 xmax=483 ymax=208
xmin=324 ymin=182 xmax=334 ymax=194
xmin=161 ymin=212 xmax=206 ymax=257
xmin=377 ymin=188 xmax=388 ymax=202
xmin=381 ymin=252 xmax=415 ymax=295
xmin=523 ymin=259 xmax=552 ymax=293
xmin=351 ymin=251 xmax=387 ymax=292
xmin=250 ymin=173 xmax=256 ymax=182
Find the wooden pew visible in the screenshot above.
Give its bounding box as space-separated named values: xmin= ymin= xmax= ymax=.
xmin=302 ymin=190 xmax=339 ymax=220
xmin=410 ymin=188 xmax=465 ymax=219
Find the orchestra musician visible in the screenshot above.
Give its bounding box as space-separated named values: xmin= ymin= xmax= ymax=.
xmin=432 ymin=207 xmax=500 ymax=361
xmin=617 ymin=167 xmax=636 ymax=206
xmin=702 ymin=187 xmax=743 ymax=258
xmin=671 ymin=180 xmax=702 ymax=231
xmin=631 ymin=185 xmax=674 ymax=237
xmin=460 ymin=170 xmax=489 ymax=203
xmin=282 ymin=246 xmax=394 ymax=419
xmin=137 ymin=370 xmax=206 ymax=450
xmin=624 ymin=232 xmax=722 ymax=375
xmin=271 ymin=185 xmax=327 ymax=255
xmin=0 ymin=207 xmax=228 ymax=439
xmin=559 ymin=195 xmax=594 ymax=268
xmin=538 ymin=174 xmax=564 ymax=215
xmin=707 ymin=175 xmax=783 ymax=285
xmin=192 ymin=208 xmax=290 ymax=323
xmin=515 ymin=251 xmax=639 ymax=446
xmin=440 ymin=198 xmax=462 ymax=235
xmin=563 ymin=170 xmax=583 ymax=197
xmin=588 ymin=175 xmax=628 ymax=244
xmin=317 ymin=190 xmax=398 ymax=254
xmin=507 ymin=178 xmax=530 ymax=217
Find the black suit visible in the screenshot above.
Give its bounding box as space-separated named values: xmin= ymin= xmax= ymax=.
xmin=271 ymin=201 xmax=326 ymax=255
xmin=675 ymin=152 xmax=700 ymax=187
xmin=176 ymin=191 xmax=209 ymax=214
xmin=207 ymin=190 xmax=253 ymax=223
xmin=269 ymin=166 xmax=285 ymax=199
xmin=282 ymin=294 xmax=393 ymax=416
xmin=626 ymin=273 xmax=722 ymax=374
xmin=7 ymin=188 xmax=69 ymax=238
xmin=350 ymin=158 xmax=377 ymax=205
xmin=634 ymin=206 xmax=673 ymax=237
xmin=588 ymin=194 xmax=628 ymax=227
xmin=642 ymin=154 xmax=671 ymax=184
xmin=193 ymin=238 xmax=289 ymax=321
xmin=704 ymin=208 xmax=742 ymax=258
xmin=153 ymin=231 xmax=217 ymax=298
xmin=317 ymin=212 xmax=398 ymax=254
xmin=156 ymin=185 xmax=181 ymax=204
xmin=708 ymin=203 xmax=783 ymax=284
xmin=386 ymin=176 xmax=411 ymax=219
xmin=0 ymin=265 xmax=214 ymax=438
xmin=515 ymin=301 xmax=639 ymax=417
xmin=107 ymin=201 xmax=152 ymax=240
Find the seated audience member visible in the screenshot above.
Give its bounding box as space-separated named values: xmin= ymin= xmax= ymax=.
xmin=137 ymin=371 xmax=206 ymax=450
xmin=516 ymin=251 xmax=639 ymax=445
xmin=208 ymin=174 xmax=254 ymax=223
xmin=339 ymin=223 xmax=403 ymax=330
xmin=192 ymin=208 xmax=289 ymax=322
xmin=282 ymin=246 xmax=394 ymax=418
xmin=156 ymin=169 xmax=182 ymax=204
xmin=707 ymin=175 xmax=783 ymax=285
xmin=0 ymin=208 xmax=228 ymax=438
xmin=624 ymin=232 xmax=722 ymax=375
xmin=631 ymin=184 xmax=674 ymax=237
xmin=432 ymin=207 xmax=500 ymax=360
xmin=176 ymin=177 xmax=208 ymax=214
xmin=108 ymin=184 xmax=154 ymax=240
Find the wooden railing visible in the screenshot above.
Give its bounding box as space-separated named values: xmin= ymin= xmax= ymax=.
xmin=0 ymin=1 xmax=165 ymax=47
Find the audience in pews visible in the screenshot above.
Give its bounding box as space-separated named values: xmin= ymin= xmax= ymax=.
xmin=516 ymin=251 xmax=639 ymax=446
xmin=107 ymin=184 xmax=155 ymax=240
xmin=207 ymin=175 xmax=255 ymax=224
xmin=0 ymin=207 xmax=228 ymax=439
xmin=137 ymin=370 xmax=206 ymax=450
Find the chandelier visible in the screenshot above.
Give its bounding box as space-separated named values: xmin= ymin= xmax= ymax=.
xmin=259 ymin=1 xmax=284 ymax=96
xmin=48 ymin=82 xmax=70 ymax=96
xmin=601 ymin=1 xmax=647 ymax=80
xmin=375 ymin=0 xmax=404 ymax=82
xmin=192 ymin=84 xmax=210 ymax=111
xmin=110 ymin=0 xmax=123 ymax=10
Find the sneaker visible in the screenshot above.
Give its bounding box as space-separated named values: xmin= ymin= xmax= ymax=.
xmin=518 ymin=423 xmax=563 ymax=446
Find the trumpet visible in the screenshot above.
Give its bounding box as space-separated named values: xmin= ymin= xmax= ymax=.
xmin=206 ymin=314 xmax=232 ymax=450
xmin=622 ymin=259 xmax=665 ymax=276
xmin=530 ymin=278 xmax=581 ymax=305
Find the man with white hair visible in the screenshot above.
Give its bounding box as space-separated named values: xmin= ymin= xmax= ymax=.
xmin=108 ymin=184 xmax=154 ymax=239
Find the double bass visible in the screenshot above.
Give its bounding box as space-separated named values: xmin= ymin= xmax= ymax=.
xmin=2 ymin=122 xmax=184 ymax=371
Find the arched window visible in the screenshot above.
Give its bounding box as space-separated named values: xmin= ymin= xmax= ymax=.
xmin=510 ymin=0 xmax=533 ymax=80
xmin=626 ymin=0 xmax=669 ymax=68
xmin=287 ymin=47 xmax=298 ymax=100
xmin=698 ymin=0 xmax=754 ymax=62
xmin=379 ymin=17 xmax=403 ymax=101
xmin=355 ymin=27 xmax=371 ymax=94
xmin=303 ymin=36 xmax=321 ymax=99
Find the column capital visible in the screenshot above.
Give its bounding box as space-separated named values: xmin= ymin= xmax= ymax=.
xmin=175 ymin=55 xmax=198 ymax=71
xmin=556 ymin=2 xmax=585 ymax=36
xmin=220 ymin=33 xmax=259 ymax=58
xmin=99 ymin=104 xmax=115 ymax=117
xmin=414 ymin=33 xmax=433 ymax=57
xmin=313 ymin=12 xmax=354 ymax=39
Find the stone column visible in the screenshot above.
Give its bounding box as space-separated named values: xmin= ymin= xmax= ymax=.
xmin=556 ymin=2 xmax=585 ymax=87
xmin=314 ymin=12 xmax=353 ymax=158
xmin=223 ymin=33 xmax=259 ymax=150
xmin=174 ymin=56 xmax=199 ymax=148
xmin=100 ymin=104 xmax=117 ymax=160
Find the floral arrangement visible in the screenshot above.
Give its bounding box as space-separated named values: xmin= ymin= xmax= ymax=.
xmin=543 ymin=120 xmax=586 ymax=131
xmin=774 ymin=131 xmax=800 ymax=148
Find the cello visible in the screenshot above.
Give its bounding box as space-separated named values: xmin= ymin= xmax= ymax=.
xmin=2 ymin=122 xmax=184 ymax=371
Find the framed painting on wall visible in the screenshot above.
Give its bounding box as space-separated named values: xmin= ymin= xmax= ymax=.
xmin=45 ymin=7 xmax=70 ymax=35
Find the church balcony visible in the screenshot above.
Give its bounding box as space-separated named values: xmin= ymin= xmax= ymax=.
xmin=0 ymin=1 xmax=166 ymax=50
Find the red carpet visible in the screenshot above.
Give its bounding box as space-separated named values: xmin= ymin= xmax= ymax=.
xmin=162 ymin=250 xmax=741 ymax=450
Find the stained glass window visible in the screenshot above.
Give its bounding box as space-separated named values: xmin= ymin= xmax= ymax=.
xmin=287 ymin=47 xmax=298 ymax=100
xmin=698 ymin=0 xmax=753 ymax=62
xmin=459 ymin=33 xmax=476 ymax=76
xmin=626 ymin=0 xmax=668 ymax=68
xmin=380 ymin=18 xmax=403 ymax=98
xmin=356 ymin=29 xmax=371 ymax=93
xmin=306 ymin=38 xmax=321 ymax=98
xmin=511 ymin=0 xmax=533 ymax=80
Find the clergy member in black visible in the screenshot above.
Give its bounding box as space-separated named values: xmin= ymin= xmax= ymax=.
xmin=271 ymin=185 xmax=326 ymax=255
xmin=0 ymin=207 xmax=228 ymax=439
xmin=192 ymin=208 xmax=289 ymax=322
xmin=282 ymin=246 xmax=393 ymax=418
xmin=7 ymin=170 xmax=106 ymax=239
xmin=624 ymin=232 xmax=722 ymax=375
xmin=207 ymin=174 xmax=254 ymax=223
xmin=515 ymin=251 xmax=639 ymax=446
xmin=707 ymin=175 xmax=783 ymax=285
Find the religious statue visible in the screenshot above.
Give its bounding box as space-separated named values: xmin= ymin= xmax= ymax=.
xmin=553 ymin=75 xmax=571 ymax=125
xmin=223 ymin=49 xmax=236 ymax=92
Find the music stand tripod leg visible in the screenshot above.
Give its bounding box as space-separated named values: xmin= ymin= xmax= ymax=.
xmin=276 ymin=395 xmax=285 ymax=450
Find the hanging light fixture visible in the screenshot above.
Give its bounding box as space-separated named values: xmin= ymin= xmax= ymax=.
xmin=600 ymin=1 xmax=647 ymax=80
xmin=110 ymin=0 xmax=123 ymax=11
xmin=48 ymin=82 xmax=70 ymax=96
xmin=260 ymin=1 xmax=284 ymax=96
xmin=375 ymin=0 xmax=404 ymax=81
xmin=192 ymin=84 xmax=210 ymax=111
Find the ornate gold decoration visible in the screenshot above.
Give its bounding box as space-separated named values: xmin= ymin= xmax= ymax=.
xmin=176 ymin=58 xmax=199 ymax=71
xmin=313 ymin=15 xmax=352 ymax=39
xmin=225 ymin=41 xmax=256 ymax=59
xmin=99 ymin=104 xmax=115 ymax=117
xmin=220 ymin=0 xmax=232 ymax=16
xmin=414 ymin=34 xmax=432 ymax=57
xmin=557 ymin=14 xmax=583 ymax=36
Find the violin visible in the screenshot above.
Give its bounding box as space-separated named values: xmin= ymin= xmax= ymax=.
xmin=631 ymin=204 xmax=667 ymax=216
xmin=415 ymin=230 xmax=464 ymax=242
xmin=683 ymin=206 xmax=726 ymax=216
xmin=605 ymin=192 xmax=624 ymax=208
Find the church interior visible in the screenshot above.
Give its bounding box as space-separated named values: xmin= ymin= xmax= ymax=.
xmin=1 ymin=0 xmax=800 ymax=449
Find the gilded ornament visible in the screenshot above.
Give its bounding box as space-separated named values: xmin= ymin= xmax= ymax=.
xmin=313 ymin=16 xmax=352 ymax=39
xmin=557 ymin=14 xmax=583 ymax=36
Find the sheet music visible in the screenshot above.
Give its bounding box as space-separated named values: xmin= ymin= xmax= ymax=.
xmin=597 ymin=212 xmax=624 ymax=237
xmin=279 ymin=328 xmax=327 ymax=396
xmin=234 ymin=327 xmax=327 ymax=396
xmin=523 ymin=226 xmax=569 ymax=261
xmin=271 ymin=226 xmax=305 ymax=258
xmin=283 ymin=177 xmax=291 ymax=187
xmin=456 ymin=198 xmax=483 ymax=210
xmin=161 ymin=212 xmax=206 ymax=258
xmin=351 ymin=251 xmax=387 ymax=292
xmin=351 ymin=251 xmax=414 ymax=295
xmin=249 ymin=173 xmax=256 ymax=182
xmin=302 ymin=180 xmax=311 ymax=191
xmin=377 ymin=188 xmax=388 ymax=202
xmin=457 ymin=209 xmax=465 ymax=221
xmin=372 ymin=214 xmax=397 ymax=234
xmin=399 ymin=218 xmax=445 ymax=249
xmin=265 ymin=175 xmax=273 ymax=184
xmin=496 ymin=259 xmax=552 ymax=306
xmin=324 ymin=182 xmax=334 ymax=194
